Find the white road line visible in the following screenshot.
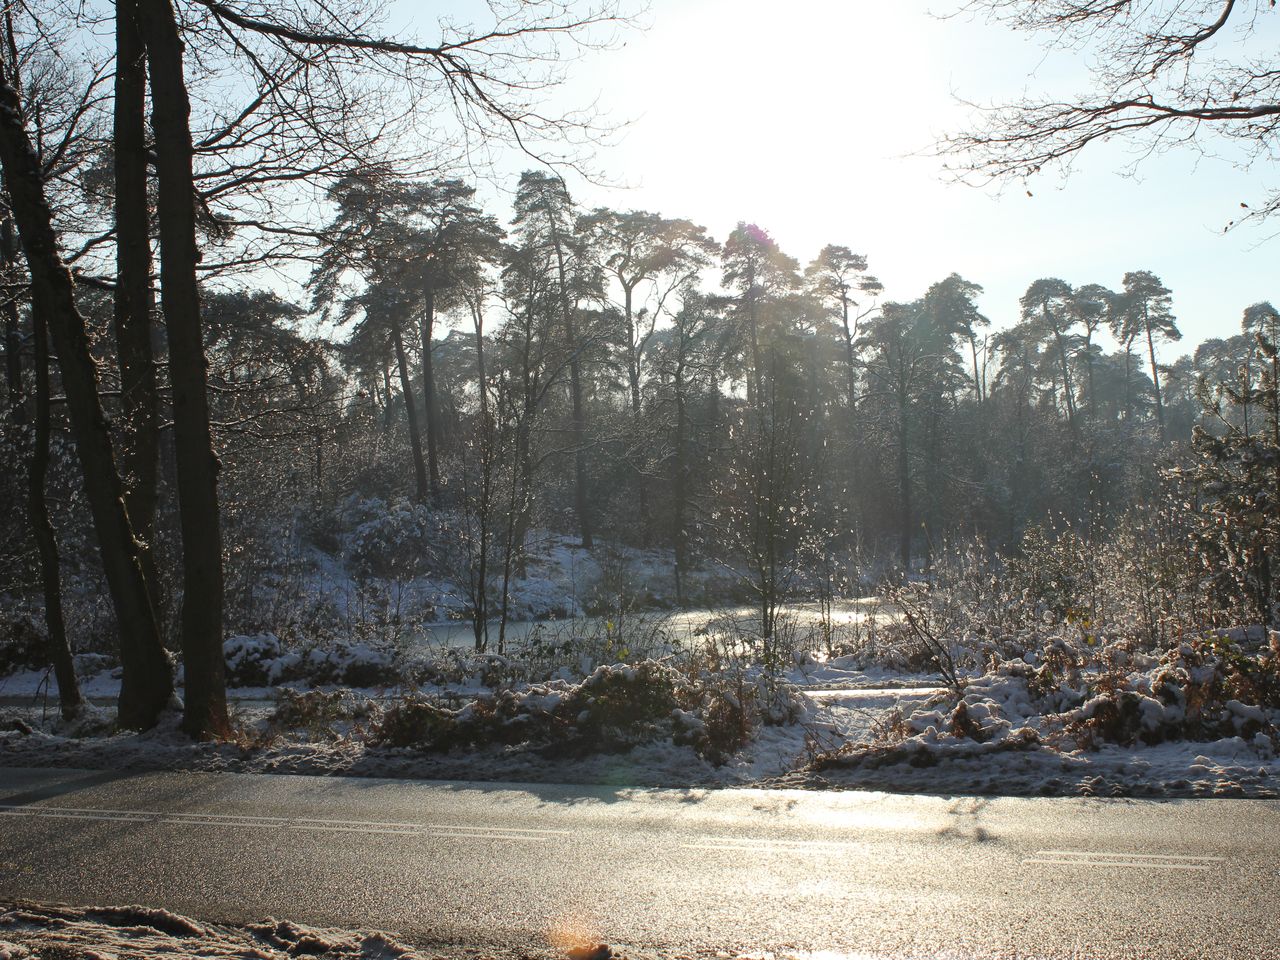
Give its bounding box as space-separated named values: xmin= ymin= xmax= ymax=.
xmin=0 ymin=804 xmax=557 ymax=841
xmin=0 ymin=810 xmax=147 ymax=824
xmin=1022 ymin=850 xmax=1223 ymax=871
xmin=683 ymin=838 xmax=860 ymax=855
xmin=1023 ymin=858 xmax=1213 ymax=871
xmin=293 ymin=824 xmax=573 ymax=839
xmin=1033 ymin=849 xmax=1224 ymax=862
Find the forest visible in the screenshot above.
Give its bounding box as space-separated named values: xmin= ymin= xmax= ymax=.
xmin=0 ymin=0 xmax=1277 ymax=790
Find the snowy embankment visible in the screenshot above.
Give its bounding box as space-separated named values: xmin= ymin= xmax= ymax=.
xmin=796 ymin=633 xmax=1280 ymax=798
xmin=0 ymin=900 xmax=431 ymax=959
xmin=3 ymin=611 xmax=1280 ymax=797
xmin=0 ymin=644 xmax=833 ymax=787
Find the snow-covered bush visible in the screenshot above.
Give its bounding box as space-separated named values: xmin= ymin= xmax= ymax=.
xmin=1063 ymin=634 xmax=1280 ymax=747
xmin=222 ymin=634 xmax=398 ymax=688
xmin=814 ymin=632 xmax=1280 ymax=781
xmin=344 ymin=497 xmax=438 ymax=581
xmin=370 ymin=658 xmax=803 ymax=764
xmin=269 ymin=689 xmax=376 ymax=738
xmin=0 ymin=607 xmax=45 ymax=675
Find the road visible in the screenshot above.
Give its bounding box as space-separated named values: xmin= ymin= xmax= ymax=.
xmin=0 ymin=766 xmax=1276 ymax=959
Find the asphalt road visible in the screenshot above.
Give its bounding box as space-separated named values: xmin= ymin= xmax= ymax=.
xmin=0 ymin=766 xmax=1277 ymax=959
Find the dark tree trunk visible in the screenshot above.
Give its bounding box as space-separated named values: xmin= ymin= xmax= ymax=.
xmin=567 ymin=343 xmax=592 ymax=549
xmin=0 ymin=70 xmax=172 ymax=729
xmin=136 ymin=0 xmax=228 ymax=738
xmin=392 ymin=319 xmax=429 ymax=501
xmin=29 ymin=309 xmax=82 ymax=719
xmin=969 ymin=335 xmax=983 ymax=404
xmin=1 ymin=214 xmax=19 ymax=413
xmin=1122 ymin=343 xmax=1134 ymax=423
xmin=841 ymin=300 xmax=858 ymax=411
xmin=113 ymin=0 xmax=161 ymax=597
xmin=470 ymin=297 xmax=489 ymax=421
xmin=549 ymin=224 xmax=592 ymax=549
xmin=381 ymin=361 xmax=394 ymax=433
xmin=897 ymin=384 xmax=912 ymax=573
xmin=1084 ymin=333 xmax=1096 ymax=422
xmin=672 ymin=357 xmax=688 ymax=606
xmin=624 ymin=283 xmax=650 ymax=544
xmin=1145 ymin=318 xmax=1166 ymax=439
xmin=420 ymin=284 xmax=441 ymax=498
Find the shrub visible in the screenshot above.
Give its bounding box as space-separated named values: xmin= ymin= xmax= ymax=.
xmin=269 ymin=689 xmax=375 ymax=738
xmin=368 ymin=658 xmax=803 ymax=764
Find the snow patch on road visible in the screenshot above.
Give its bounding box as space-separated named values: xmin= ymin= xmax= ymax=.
xmin=0 ymin=901 xmax=424 ymax=959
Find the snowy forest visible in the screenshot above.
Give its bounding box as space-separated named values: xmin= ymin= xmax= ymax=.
xmin=0 ymin=0 xmax=1279 ymax=804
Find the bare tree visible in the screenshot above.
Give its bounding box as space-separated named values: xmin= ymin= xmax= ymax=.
xmin=943 ymin=1 xmax=1280 ymax=226
xmin=0 ymin=63 xmax=172 ymax=730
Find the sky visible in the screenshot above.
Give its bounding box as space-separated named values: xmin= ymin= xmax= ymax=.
xmin=405 ymin=0 xmax=1279 ymax=355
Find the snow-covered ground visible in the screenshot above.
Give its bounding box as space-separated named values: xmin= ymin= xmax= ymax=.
xmin=0 ymin=900 xmax=429 ymax=959
xmin=4 ymin=519 xmax=1278 ymax=800
xmin=794 ymin=641 xmax=1280 ymax=798
xmin=3 ymin=640 xmax=1277 ymax=797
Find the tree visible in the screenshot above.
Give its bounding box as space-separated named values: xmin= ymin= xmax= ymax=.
xmin=861 ymin=298 xmax=965 ymax=570
xmin=945 ymin=1 xmax=1280 ymax=226
xmin=0 ymin=64 xmax=173 ymax=730
xmin=23 ymin=251 xmax=83 ymax=720
xmin=0 ymin=19 xmax=93 ymax=722
xmin=1121 ymin=270 xmax=1181 ymax=439
xmin=1174 ymin=328 xmax=1280 ymax=626
xmin=1070 ymin=283 xmax=1118 ymax=420
xmin=1020 ymin=278 xmax=1079 ymax=434
xmin=512 ymin=171 xmax=598 ymax=548
xmin=924 ymin=273 xmax=988 ymax=403
xmin=404 ymin=179 xmax=504 ymax=500
xmin=805 ymin=244 xmax=881 ymax=409
xmin=721 ymin=223 xmax=800 ymax=417
xmin=581 ymin=208 xmax=718 ymax=539
xmin=112 ymin=0 xmax=161 ymax=599
xmin=134 ymin=0 xmax=230 ymax=738
xmin=312 ymin=174 xmax=434 ymax=501
xmin=1243 ymin=301 xmax=1280 ymax=345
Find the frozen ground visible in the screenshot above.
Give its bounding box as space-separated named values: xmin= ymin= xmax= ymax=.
xmin=0 ymin=900 xmax=431 ymax=959
xmin=2 ymin=647 xmax=1277 ymax=797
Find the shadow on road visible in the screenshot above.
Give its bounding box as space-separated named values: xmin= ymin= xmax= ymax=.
xmin=0 ymin=768 xmax=131 ymax=807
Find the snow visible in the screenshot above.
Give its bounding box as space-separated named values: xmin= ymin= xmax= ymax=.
xmin=792 ymin=642 xmax=1280 ymax=798
xmin=0 ymin=901 xmax=426 ymax=959
xmin=4 ymin=540 xmax=1279 ymax=801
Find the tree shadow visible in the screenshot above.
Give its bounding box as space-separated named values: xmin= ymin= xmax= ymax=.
xmin=935 ymin=795 xmax=997 ymax=844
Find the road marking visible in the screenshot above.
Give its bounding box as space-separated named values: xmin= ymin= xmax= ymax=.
xmin=0 ymin=809 xmax=148 ymax=824
xmin=683 ymin=837 xmax=861 ymax=855
xmin=1034 ymin=850 xmax=1224 ymax=862
xmin=1022 ymin=849 xmax=1223 ymax=871
xmin=0 ymin=804 xmax=561 ymax=842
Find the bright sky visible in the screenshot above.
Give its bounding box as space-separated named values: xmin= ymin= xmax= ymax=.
xmin=411 ymin=0 xmax=1280 ymax=354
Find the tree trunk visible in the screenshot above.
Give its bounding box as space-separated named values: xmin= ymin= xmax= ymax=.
xmin=1 ymin=213 xmax=19 ymax=413
xmin=381 ymin=361 xmax=394 ymax=433
xmin=672 ymin=356 xmax=688 ymax=606
xmin=136 ymin=0 xmax=228 ymax=739
xmin=392 ymin=319 xmax=429 ymax=502
xmin=624 ymin=283 xmax=651 ymax=544
xmin=0 ymin=70 xmax=172 ymax=729
xmin=841 ymin=298 xmax=858 ymax=411
xmin=1145 ymin=317 xmax=1166 ymax=439
xmin=969 ymin=335 xmax=983 ymax=404
xmin=897 ymin=383 xmax=912 ymax=573
xmin=113 ymin=0 xmax=161 ymax=599
xmin=29 ymin=308 xmax=83 ymax=719
xmin=1084 ymin=333 xmax=1096 ymax=422
xmin=551 ymin=234 xmax=592 ymax=549
xmin=420 ymin=284 xmax=440 ymax=499
xmin=1122 ymin=342 xmax=1134 ymax=423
